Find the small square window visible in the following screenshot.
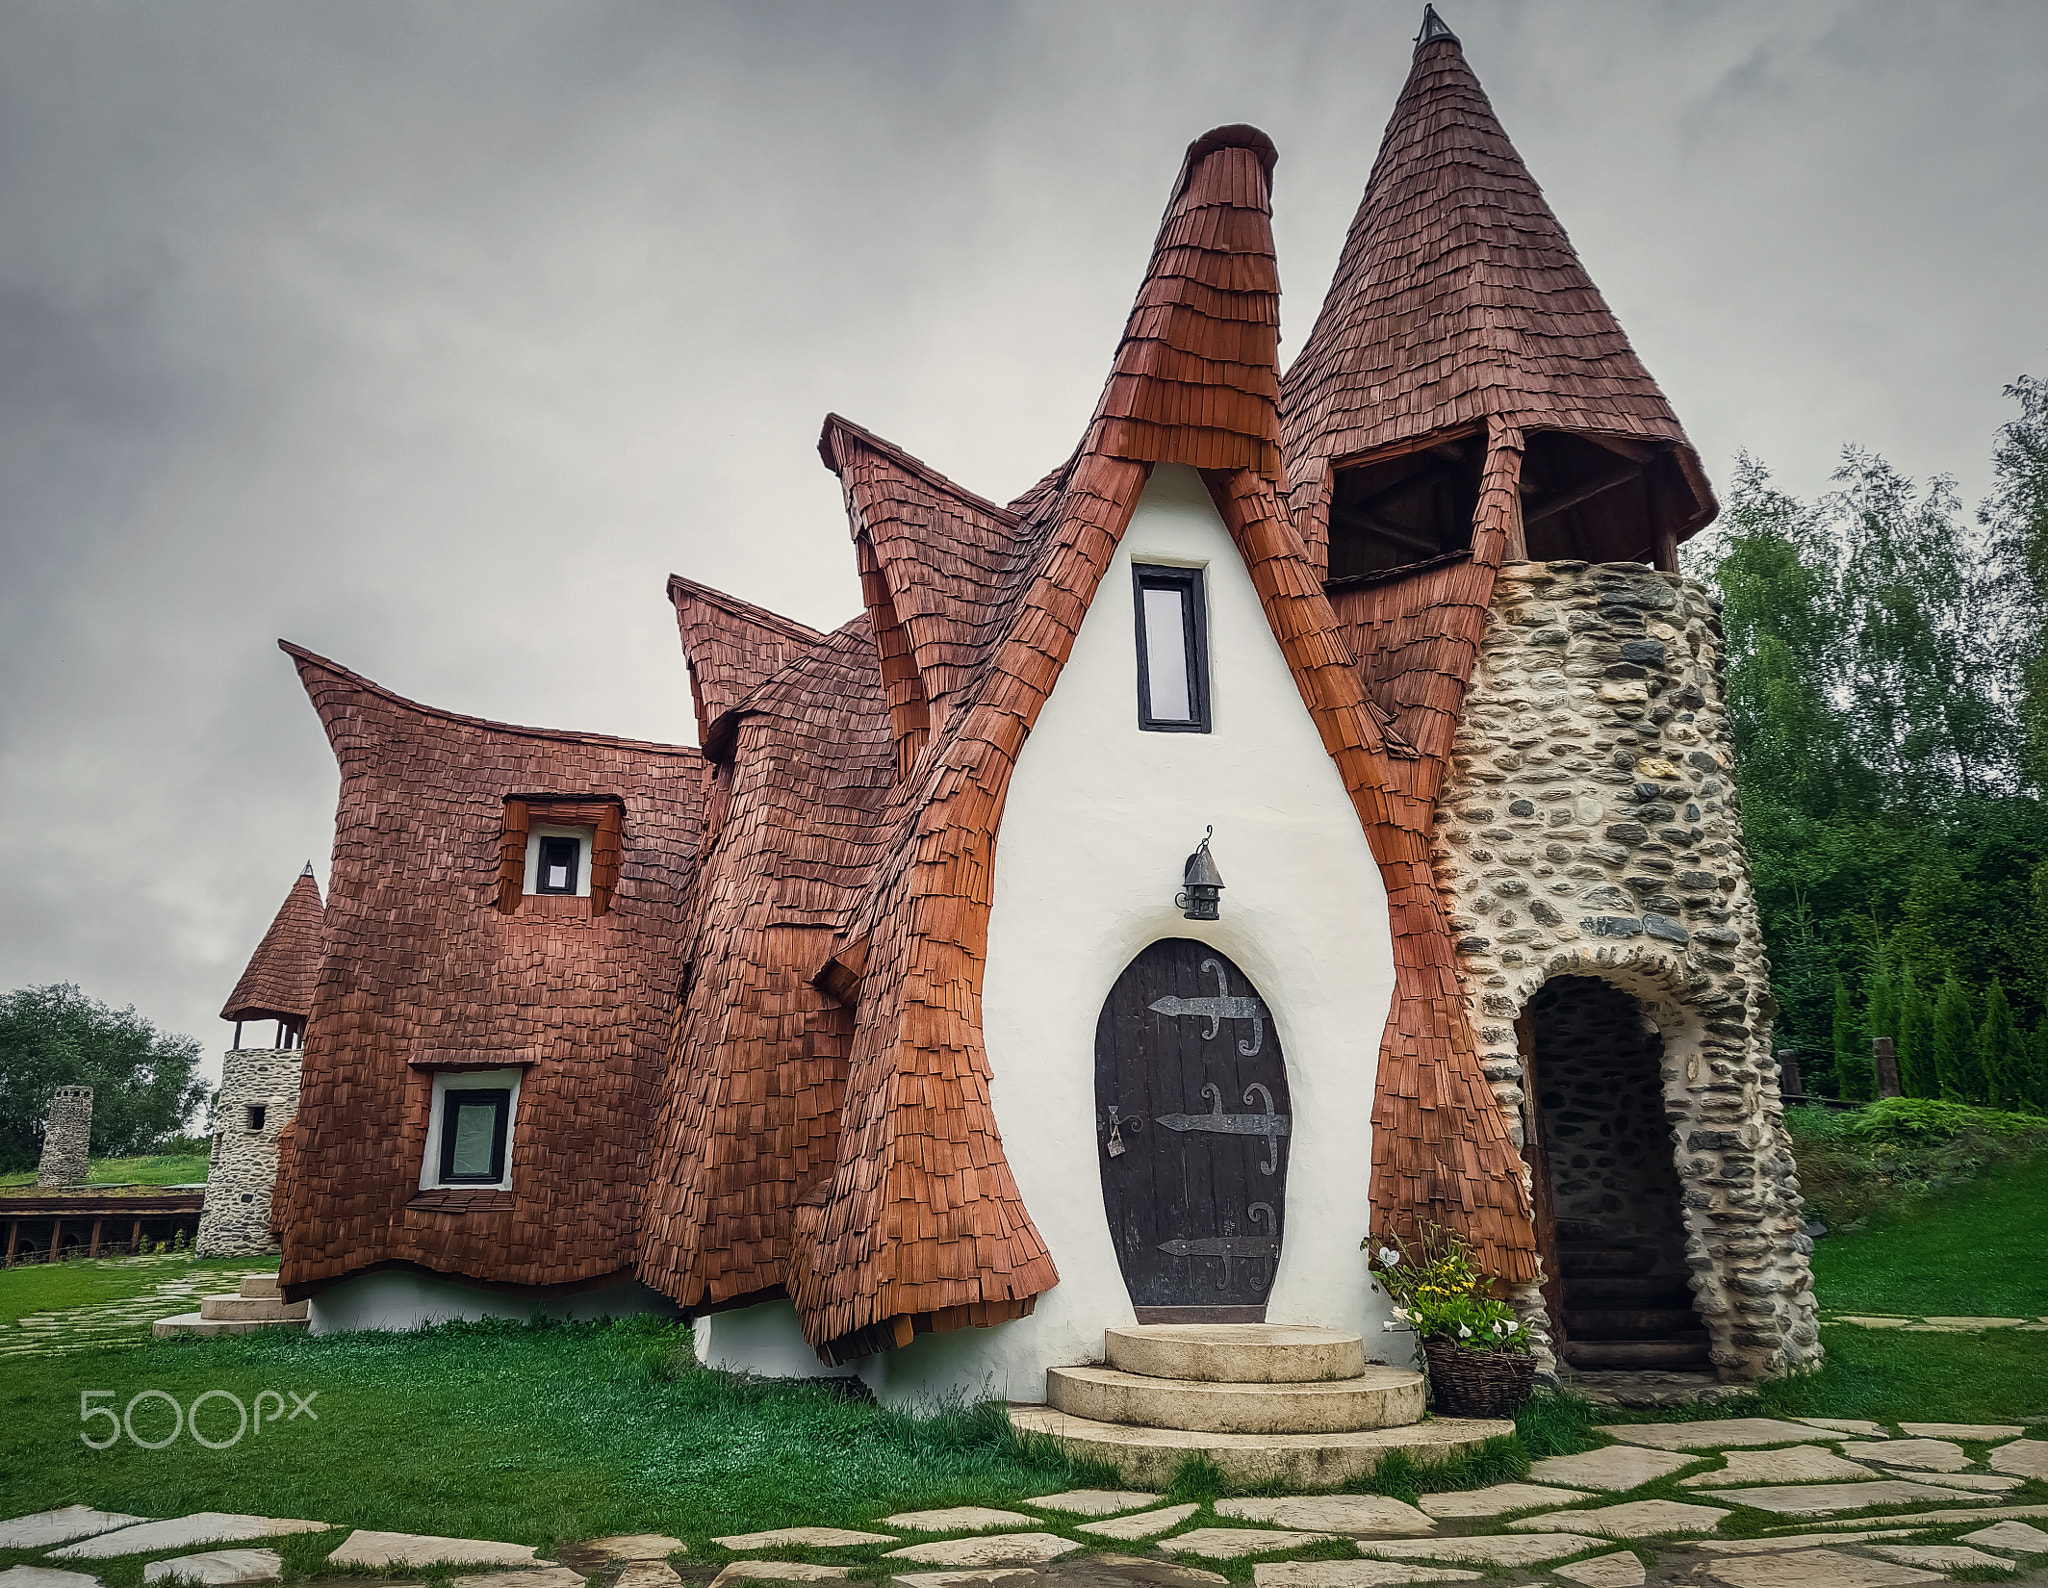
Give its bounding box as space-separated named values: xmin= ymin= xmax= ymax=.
xmin=437 ymin=1088 xmax=510 ymax=1185
xmin=246 ymin=1105 xmax=266 ymax=1133
xmin=535 ymin=834 xmax=580 ymax=894
xmin=1132 ymin=564 xmax=1210 ymax=733
xmin=521 ymin=823 xmax=594 ymax=899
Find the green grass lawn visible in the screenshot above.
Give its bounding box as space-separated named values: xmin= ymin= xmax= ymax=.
xmin=0 ymin=1252 xmax=276 ymax=1329
xmin=0 ymin=1151 xmax=211 ymax=1189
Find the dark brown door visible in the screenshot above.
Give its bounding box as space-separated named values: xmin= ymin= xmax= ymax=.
xmin=1095 ymin=938 xmax=1290 ymax=1322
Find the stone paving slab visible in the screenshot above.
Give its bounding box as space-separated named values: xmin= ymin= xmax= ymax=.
xmin=708 ymin=1565 xmax=854 ymax=1588
xmin=582 ymin=1536 xmax=686 ymax=1560
xmin=1910 ymin=1470 xmax=2021 ymax=1490
xmin=1835 ymin=1439 xmax=1969 ymax=1472
xmin=1775 ymin=1503 xmax=2048 ymax=1528
xmin=882 ymin=1512 xmax=1037 ymax=1535
xmin=1832 ymin=1318 xmax=1913 ymax=1330
xmin=450 ymin=1570 xmax=583 ymax=1588
xmin=1211 ymin=1498 xmax=1433 ymax=1536
xmin=1527 ymin=1446 xmax=1699 ymax=1490
xmin=1552 ymin=1552 xmax=1645 ymax=1588
xmin=889 ymin=1572 xmax=1037 ymax=1588
xmin=1697 ymin=1478 xmax=1994 ymax=1515
xmin=1916 ymin=1316 xmax=2028 ymax=1329
xmin=1073 ymin=1508 xmax=1197 ymax=1543
xmin=1086 ymin=1554 xmax=1226 ymax=1586
xmin=1867 ymin=1543 xmax=2016 ymax=1569
xmin=141 ymin=1551 xmax=281 ymax=1585
xmin=0 ymin=1509 xmax=151 ymax=1550
xmin=53 ymin=1517 xmax=330 ymax=1561
xmin=1992 ymin=1439 xmax=2048 ymax=1479
xmin=1964 ymin=1519 xmax=2048 ymax=1551
xmin=1678 ymin=1445 xmax=1879 ymax=1487
xmin=1352 ymin=1534 xmax=1608 ymax=1566
xmin=883 ymin=1537 xmax=1079 ymax=1568
xmin=1696 ymin=1550 xmax=1940 ymax=1587
xmin=1153 ymin=1531 xmax=1330 ymax=1562
xmin=1508 ymin=1499 xmax=1728 ymax=1538
xmin=1793 ymin=1419 xmax=1889 ymax=1437
xmin=325 ymin=1531 xmax=538 ymax=1569
xmin=1695 ymin=1532 xmax=1923 ymax=1553
xmin=611 ymin=1563 xmax=679 ymax=1588
xmin=715 ymin=1529 xmax=897 ymax=1550
xmin=1416 ymin=1483 xmax=1590 ymax=1518
xmin=0 ymin=1570 xmax=105 ymax=1588
xmin=1027 ymin=1494 xmax=1160 ymax=1518
xmin=1248 ymin=1566 xmax=1477 ymax=1587
xmin=1595 ymin=1418 xmax=1825 ymax=1451
xmin=1897 ymin=1421 xmax=2024 ymax=1440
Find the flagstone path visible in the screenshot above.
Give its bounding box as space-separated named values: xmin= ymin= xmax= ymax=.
xmin=3 ymin=1423 xmax=2045 ymax=1588
xmin=0 ymin=1257 xmax=273 ymax=1358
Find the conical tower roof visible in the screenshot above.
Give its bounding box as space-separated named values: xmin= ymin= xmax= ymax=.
xmin=221 ymin=863 xmax=325 ymax=1024
xmin=1282 ymin=8 xmax=1713 ymax=548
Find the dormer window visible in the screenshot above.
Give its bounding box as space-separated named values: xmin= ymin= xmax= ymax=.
xmin=1133 ymin=564 xmax=1210 ymax=733
xmin=495 ymin=797 xmax=624 ymax=916
xmin=522 ymin=824 xmax=593 ymax=899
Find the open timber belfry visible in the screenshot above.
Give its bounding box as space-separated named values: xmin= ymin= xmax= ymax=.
xmin=224 ymin=8 xmax=1818 ymax=1403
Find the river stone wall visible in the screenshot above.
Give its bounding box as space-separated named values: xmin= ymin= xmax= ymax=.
xmin=35 ymin=1086 xmax=92 ymax=1186
xmin=196 ymin=1047 xmax=303 ymax=1256
xmin=1431 ymin=559 xmax=1821 ymax=1381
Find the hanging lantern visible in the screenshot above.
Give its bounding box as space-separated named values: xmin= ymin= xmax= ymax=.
xmin=1175 ymin=827 xmax=1225 ymax=920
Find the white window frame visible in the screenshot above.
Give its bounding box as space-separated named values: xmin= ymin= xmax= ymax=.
xmin=523 ymin=824 xmax=595 ymax=898
xmin=420 ymin=1068 xmax=523 ymax=1191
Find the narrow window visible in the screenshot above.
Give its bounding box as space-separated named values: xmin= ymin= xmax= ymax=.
xmin=438 ymin=1089 xmax=510 ymax=1185
xmin=246 ymin=1105 xmax=266 ymax=1133
xmin=1133 ymin=564 xmax=1209 ymax=733
xmin=535 ymin=834 xmax=580 ymax=895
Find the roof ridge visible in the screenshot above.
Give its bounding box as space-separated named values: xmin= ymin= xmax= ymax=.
xmin=663 ymin=576 xmax=829 ymax=648
xmin=819 ymin=414 xmax=1023 ymax=526
xmin=278 ymin=640 xmax=702 ymax=756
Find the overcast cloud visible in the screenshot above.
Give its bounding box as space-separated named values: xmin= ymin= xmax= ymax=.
xmin=2 ymin=1 xmax=2044 ymax=1089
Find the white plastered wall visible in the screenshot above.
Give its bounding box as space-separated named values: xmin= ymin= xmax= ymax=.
xmin=307 ymin=1269 xmax=678 ymax=1333
xmin=846 ymin=463 xmax=1398 ymax=1407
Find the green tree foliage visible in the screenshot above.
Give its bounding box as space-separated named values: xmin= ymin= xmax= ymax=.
xmin=0 ymin=984 xmax=208 ymax=1173
xmin=1933 ymin=973 xmax=1985 ymax=1103
xmin=1985 ymin=376 xmax=2048 ymax=788
xmin=1899 ymin=969 xmax=1938 ymax=1099
xmin=1832 ymin=973 xmax=1869 ymax=1100
xmin=1979 ymin=978 xmax=2024 ymax=1110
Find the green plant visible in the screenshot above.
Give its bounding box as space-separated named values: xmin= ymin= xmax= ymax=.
xmin=1364 ymin=1223 xmax=1530 ymax=1353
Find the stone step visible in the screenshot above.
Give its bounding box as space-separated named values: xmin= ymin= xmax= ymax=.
xmin=240 ymin=1274 xmax=282 ymax=1300
xmin=153 ymin=1312 xmax=310 ymax=1338
xmin=1046 ymin=1364 xmax=1422 ymax=1435
xmin=1563 ymin=1307 xmax=1703 ymax=1338
xmin=1557 ymin=1244 xmax=1658 ymax=1276
xmin=1562 ymin=1336 xmax=1713 ymax=1369
xmin=1008 ymin=1401 xmax=1515 ymax=1488
xmin=199 ymin=1294 xmax=310 ymax=1323
xmin=1563 ymin=1276 xmax=1695 ymax=1305
xmin=1103 ymin=1324 xmax=1366 ymax=1384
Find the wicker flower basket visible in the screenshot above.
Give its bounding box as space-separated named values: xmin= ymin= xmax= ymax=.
xmin=1422 ymin=1336 xmax=1538 ymax=1419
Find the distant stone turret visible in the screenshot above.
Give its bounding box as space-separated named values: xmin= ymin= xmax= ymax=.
xmin=35 ymin=1086 xmax=92 ymax=1187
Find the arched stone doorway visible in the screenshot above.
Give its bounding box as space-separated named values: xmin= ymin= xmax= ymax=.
xmin=1518 ymin=975 xmax=1710 ymax=1372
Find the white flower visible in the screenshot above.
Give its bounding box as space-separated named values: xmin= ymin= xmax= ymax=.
xmin=1504 ymin=1320 xmax=1519 ymax=1335
xmin=1378 ymin=1246 xmax=1402 ymax=1267
xmin=1391 ymin=1306 xmax=1410 ymax=1322
xmin=1381 ymin=1320 xmax=1397 ymax=1331
xmin=1458 ymin=1325 xmax=1472 ymax=1339
xmin=1491 ymin=1321 xmax=1506 ymax=1335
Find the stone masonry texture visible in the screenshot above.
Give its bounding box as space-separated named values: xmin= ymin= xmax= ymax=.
xmin=1431 ymin=560 xmax=1821 ymax=1381
xmin=35 ymin=1086 xmax=91 ymax=1187
xmin=197 ymin=1048 xmax=304 ymax=1256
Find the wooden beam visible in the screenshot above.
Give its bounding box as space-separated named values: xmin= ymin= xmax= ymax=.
xmin=89 ymin=1217 xmax=103 ymax=1259
xmin=130 ymin=1217 xmax=143 ymax=1255
xmin=1331 ymin=508 xmax=1443 ymax=558
xmin=5 ymin=1220 xmax=16 ymax=1267
xmin=1525 ymin=460 xmax=1644 ymax=526
xmin=1653 ymin=524 xmax=1680 ymax=574
xmin=49 ymin=1218 xmax=62 ymax=1261
xmin=1345 ymin=459 xmax=1456 ymax=520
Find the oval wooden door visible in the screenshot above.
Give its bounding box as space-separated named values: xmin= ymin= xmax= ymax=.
xmin=1095 ymin=938 xmax=1290 ymax=1322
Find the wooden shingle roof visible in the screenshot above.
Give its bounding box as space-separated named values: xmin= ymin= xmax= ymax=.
xmin=220 ymin=865 xmax=325 ymax=1024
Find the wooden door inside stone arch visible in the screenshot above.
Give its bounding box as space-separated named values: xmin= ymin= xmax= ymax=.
xmin=1094 ymin=938 xmax=1290 ymax=1322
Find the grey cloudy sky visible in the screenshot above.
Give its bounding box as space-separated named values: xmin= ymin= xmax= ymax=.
xmin=2 ymin=0 xmax=2044 ymax=1089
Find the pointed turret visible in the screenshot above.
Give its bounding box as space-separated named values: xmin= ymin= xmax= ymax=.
xmin=221 ymin=865 xmax=325 ymax=1033
xmin=1283 ymin=9 xmax=1715 ymax=574
xmin=1087 ymin=123 xmax=1283 ymax=480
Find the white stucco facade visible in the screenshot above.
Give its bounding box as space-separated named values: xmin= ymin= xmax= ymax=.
xmin=307 ymin=1268 xmax=679 ymax=1333
xmin=845 ymin=463 xmax=1400 ymax=1405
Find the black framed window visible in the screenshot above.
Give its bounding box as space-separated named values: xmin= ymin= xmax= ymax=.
xmin=1133 ymin=564 xmax=1210 ymax=732
xmin=535 ymin=834 xmax=580 ymax=895
xmin=438 ymin=1088 xmax=511 ymax=1184
xmin=246 ymin=1105 xmax=266 ymax=1133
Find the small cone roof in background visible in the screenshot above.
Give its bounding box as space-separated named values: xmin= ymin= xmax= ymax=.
xmin=1281 ymin=10 xmax=1697 ymax=481
xmin=221 ymin=864 xmax=325 ymax=1024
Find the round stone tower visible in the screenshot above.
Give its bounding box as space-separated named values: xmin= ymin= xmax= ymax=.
xmin=35 ymin=1086 xmax=92 ymax=1187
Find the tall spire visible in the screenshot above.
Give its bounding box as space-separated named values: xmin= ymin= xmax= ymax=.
xmin=221 ymin=865 xmax=325 ymax=1026
xmin=1086 ymin=124 xmax=1284 ymax=481
xmin=1282 ymin=13 xmax=1714 ymax=562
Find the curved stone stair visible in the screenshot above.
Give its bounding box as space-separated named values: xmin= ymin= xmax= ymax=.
xmin=154 ymin=1273 xmax=308 ymax=1338
xmin=1009 ymin=1323 xmax=1514 ymax=1486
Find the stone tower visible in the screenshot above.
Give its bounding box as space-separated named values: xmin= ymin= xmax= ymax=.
xmin=1277 ymin=8 xmax=1819 ymax=1383
xmin=197 ymin=863 xmax=323 ymax=1256
xmin=35 ymin=1086 xmax=92 ymax=1187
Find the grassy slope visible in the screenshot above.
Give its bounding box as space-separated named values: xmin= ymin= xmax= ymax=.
xmin=1809 ymin=1146 xmax=2048 ymax=1317
xmin=0 ymin=1152 xmax=211 ymax=1189
xmin=0 ymin=1253 xmax=277 ymax=1328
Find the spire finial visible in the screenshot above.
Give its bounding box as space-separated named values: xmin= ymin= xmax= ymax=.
xmin=301 ymin=860 xmax=316 ymax=877
xmin=1416 ymin=4 xmax=1458 ymax=47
